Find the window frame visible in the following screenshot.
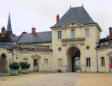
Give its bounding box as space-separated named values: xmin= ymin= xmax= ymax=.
xmin=86 ymin=58 xmax=91 ymax=67
xmin=58 ymin=47 xmax=61 ymax=52
xmin=71 ymin=29 xmax=75 ymax=38
xmin=44 ymin=59 xmax=48 ymax=65
xmin=101 ymin=57 xmax=105 ymax=66
xmin=85 ymin=29 xmax=90 ymax=37
xmin=58 ymin=59 xmax=63 ymax=67
xmin=58 ymin=31 xmax=62 ymax=40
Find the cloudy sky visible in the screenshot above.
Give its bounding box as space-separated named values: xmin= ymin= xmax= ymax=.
xmin=0 ymin=0 xmax=112 ymax=38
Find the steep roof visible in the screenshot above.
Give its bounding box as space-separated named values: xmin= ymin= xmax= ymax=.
xmin=18 ymin=31 xmax=52 ymax=44
xmin=0 ymin=42 xmax=14 ymax=49
xmin=7 ymin=13 xmax=13 ymax=35
xmin=99 ymin=37 xmax=112 ymax=43
xmin=52 ymin=6 xmax=95 ymax=28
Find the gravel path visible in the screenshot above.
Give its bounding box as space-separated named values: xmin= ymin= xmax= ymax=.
xmin=0 ymin=73 xmax=81 ymax=86
xmin=19 ymin=73 xmax=81 ymax=86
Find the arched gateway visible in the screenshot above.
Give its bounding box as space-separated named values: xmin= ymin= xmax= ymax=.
xmin=67 ymin=47 xmax=80 ymax=72
xmin=0 ymin=53 xmax=8 ymax=73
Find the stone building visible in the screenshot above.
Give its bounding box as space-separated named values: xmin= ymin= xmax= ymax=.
xmin=0 ymin=6 xmax=112 ymax=73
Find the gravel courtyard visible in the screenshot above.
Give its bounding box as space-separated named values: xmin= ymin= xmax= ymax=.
xmin=0 ymin=73 xmax=81 ymax=86
xmin=0 ymin=73 xmax=112 ymax=86
xmin=81 ymin=73 xmax=112 ymax=86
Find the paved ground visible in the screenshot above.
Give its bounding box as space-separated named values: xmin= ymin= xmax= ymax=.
xmin=1 ymin=73 xmax=112 ymax=86
xmin=0 ymin=73 xmax=81 ymax=86
xmin=81 ymin=73 xmax=112 ymax=86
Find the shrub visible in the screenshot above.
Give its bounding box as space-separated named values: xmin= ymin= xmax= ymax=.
xmin=20 ymin=62 xmax=30 ymax=69
xmin=9 ymin=62 xmax=20 ymax=70
xmin=26 ymin=64 xmax=30 ymax=69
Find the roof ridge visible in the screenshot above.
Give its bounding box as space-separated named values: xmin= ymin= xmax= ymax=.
xmin=70 ymin=6 xmax=83 ymax=9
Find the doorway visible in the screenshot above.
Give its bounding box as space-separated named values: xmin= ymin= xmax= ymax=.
xmin=0 ymin=53 xmax=8 ymax=73
xmin=67 ymin=47 xmax=80 ymax=72
xmin=33 ymin=59 xmax=39 ymax=72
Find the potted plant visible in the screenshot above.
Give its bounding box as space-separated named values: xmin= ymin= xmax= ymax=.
xmin=20 ymin=62 xmax=30 ymax=74
xmin=9 ymin=62 xmax=20 ymax=75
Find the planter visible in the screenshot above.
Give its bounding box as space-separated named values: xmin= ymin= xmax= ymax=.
xmin=9 ymin=62 xmax=20 ymax=76
xmin=9 ymin=69 xmax=19 ymax=75
xmin=20 ymin=62 xmax=30 ymax=74
xmin=21 ymin=69 xmax=29 ymax=74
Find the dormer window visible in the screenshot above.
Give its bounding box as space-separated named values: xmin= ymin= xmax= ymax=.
xmin=71 ymin=29 xmax=75 ymax=38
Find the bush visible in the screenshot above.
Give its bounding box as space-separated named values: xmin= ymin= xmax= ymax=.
xmin=9 ymin=62 xmax=20 ymax=70
xmin=26 ymin=64 xmax=30 ymax=69
xmin=20 ymin=62 xmax=30 ymax=69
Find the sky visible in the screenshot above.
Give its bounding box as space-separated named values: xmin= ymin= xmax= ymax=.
xmin=0 ymin=0 xmax=112 ymax=38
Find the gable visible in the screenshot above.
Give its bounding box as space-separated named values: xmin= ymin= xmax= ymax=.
xmin=63 ymin=21 xmax=83 ymax=28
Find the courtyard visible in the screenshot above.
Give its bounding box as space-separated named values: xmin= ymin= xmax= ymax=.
xmin=0 ymin=73 xmax=112 ymax=86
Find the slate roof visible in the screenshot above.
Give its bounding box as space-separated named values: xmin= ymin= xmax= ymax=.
xmin=52 ymin=6 xmax=95 ymax=28
xmin=99 ymin=37 xmax=112 ymax=43
xmin=18 ymin=31 xmax=52 ymax=44
xmin=0 ymin=42 xmax=14 ymax=49
xmin=11 ymin=36 xmax=19 ymax=42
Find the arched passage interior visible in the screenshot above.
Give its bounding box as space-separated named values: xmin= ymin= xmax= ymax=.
xmin=67 ymin=47 xmax=80 ymax=72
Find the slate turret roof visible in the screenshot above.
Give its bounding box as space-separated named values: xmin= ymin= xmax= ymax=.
xmin=6 ymin=13 xmax=13 ymax=35
xmin=52 ymin=6 xmax=95 ymax=28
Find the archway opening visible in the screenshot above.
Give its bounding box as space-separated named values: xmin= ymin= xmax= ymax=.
xmin=67 ymin=47 xmax=80 ymax=72
xmin=0 ymin=53 xmax=7 ymax=73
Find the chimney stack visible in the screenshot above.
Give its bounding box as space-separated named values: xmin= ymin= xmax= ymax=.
xmin=109 ymin=27 xmax=112 ymax=38
xmin=22 ymin=32 xmax=27 ymax=34
xmin=1 ymin=27 xmax=6 ymax=37
xmin=12 ymin=34 xmax=15 ymax=37
xmin=32 ymin=27 xmax=36 ymax=35
xmin=56 ymin=14 xmax=59 ymax=23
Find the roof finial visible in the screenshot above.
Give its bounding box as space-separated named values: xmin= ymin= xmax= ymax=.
xmin=70 ymin=5 xmax=71 ymax=9
xmin=82 ymin=4 xmax=83 ymax=7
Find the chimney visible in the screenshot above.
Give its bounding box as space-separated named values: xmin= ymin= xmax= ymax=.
xmin=1 ymin=27 xmax=6 ymax=37
xmin=12 ymin=34 xmax=15 ymax=37
xmin=56 ymin=14 xmax=59 ymax=23
xmin=22 ymin=32 xmax=27 ymax=34
xmin=32 ymin=27 xmax=36 ymax=35
xmin=109 ymin=27 xmax=112 ymax=38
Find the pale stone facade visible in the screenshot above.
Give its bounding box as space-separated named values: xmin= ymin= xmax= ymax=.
xmin=0 ymin=6 xmax=112 ymax=73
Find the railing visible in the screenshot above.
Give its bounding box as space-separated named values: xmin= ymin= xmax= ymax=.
xmin=62 ymin=38 xmax=85 ymax=42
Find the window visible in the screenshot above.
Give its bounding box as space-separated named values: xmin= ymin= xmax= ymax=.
xmin=44 ymin=59 xmax=48 ymax=65
xmin=34 ymin=59 xmax=37 ymax=66
xmin=58 ymin=47 xmax=61 ymax=51
xmin=86 ymin=46 xmax=90 ymax=50
xmin=23 ymin=58 xmax=28 ymax=63
xmin=101 ymin=57 xmax=105 ymax=66
xmin=16 ymin=57 xmax=18 ymax=59
xmin=58 ymin=59 xmax=62 ymax=67
xmin=86 ymin=58 xmax=91 ymax=66
xmin=58 ymin=31 xmax=62 ymax=39
xmin=71 ymin=29 xmax=75 ymax=38
xmin=85 ymin=29 xmax=90 ymax=37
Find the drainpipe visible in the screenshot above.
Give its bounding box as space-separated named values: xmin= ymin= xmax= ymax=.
xmin=11 ymin=49 xmax=14 ymax=63
xmin=96 ymin=48 xmax=98 ymax=72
